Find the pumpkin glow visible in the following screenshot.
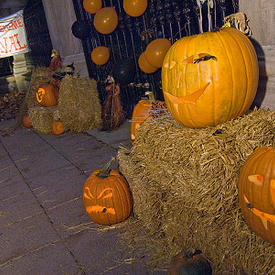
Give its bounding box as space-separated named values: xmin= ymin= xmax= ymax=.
xmin=83 ymin=161 xmax=132 ymax=225
xmin=36 ymin=84 xmax=58 ymax=107
xmin=238 ymin=146 xmax=275 ymax=244
xmin=162 ymin=27 xmax=259 ymax=128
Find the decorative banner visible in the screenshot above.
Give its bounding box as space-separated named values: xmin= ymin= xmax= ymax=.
xmin=0 ymin=10 xmax=30 ymax=57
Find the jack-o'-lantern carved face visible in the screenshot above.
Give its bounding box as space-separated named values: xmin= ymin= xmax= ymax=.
xmin=83 ymin=166 xmax=132 ymax=225
xmin=161 ymin=27 xmax=259 ymax=128
xmin=36 ymin=84 xmax=58 ymax=107
xmin=238 ymin=146 xmax=275 ymax=244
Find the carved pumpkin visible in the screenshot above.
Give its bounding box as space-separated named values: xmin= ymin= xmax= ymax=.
xmin=22 ymin=115 xmax=32 ymax=128
xmin=238 ymin=146 xmax=275 ymax=244
xmin=52 ymin=121 xmax=64 ymax=135
xmin=36 ymin=84 xmax=58 ymax=107
xmin=83 ymin=159 xmax=132 ymax=225
xmin=162 ymin=27 xmax=259 ymax=128
xmin=169 ymin=249 xmax=212 ymax=275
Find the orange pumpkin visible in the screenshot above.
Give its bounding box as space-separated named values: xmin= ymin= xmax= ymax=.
xmin=36 ymin=84 xmax=58 ymax=107
xmin=238 ymin=146 xmax=275 ymax=244
xmin=130 ymin=92 xmax=166 ymax=143
xmin=83 ymin=159 xmax=132 ymax=225
xmin=52 ymin=121 xmax=64 ymax=135
xmin=22 ymin=115 xmax=32 ymax=128
xmin=162 ymin=27 xmax=259 ymax=128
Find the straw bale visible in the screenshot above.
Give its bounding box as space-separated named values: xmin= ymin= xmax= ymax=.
xmin=57 ymin=75 xmax=102 ymax=132
xmin=28 ymin=106 xmax=56 ymax=134
xmin=117 ymin=108 xmax=275 ymax=274
xmin=26 ymin=66 xmax=51 ymax=109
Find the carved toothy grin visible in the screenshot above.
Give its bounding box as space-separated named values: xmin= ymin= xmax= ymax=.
xmin=164 ymin=82 xmax=210 ymax=104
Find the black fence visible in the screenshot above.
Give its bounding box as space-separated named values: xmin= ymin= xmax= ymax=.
xmin=75 ymin=0 xmax=237 ymax=118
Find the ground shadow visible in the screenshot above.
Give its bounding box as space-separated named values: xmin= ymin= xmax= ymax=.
xmin=249 ymin=37 xmax=268 ymax=109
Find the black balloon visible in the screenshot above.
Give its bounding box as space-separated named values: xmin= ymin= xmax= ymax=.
xmin=112 ymin=59 xmax=136 ymax=86
xmin=71 ymin=20 xmax=90 ymax=39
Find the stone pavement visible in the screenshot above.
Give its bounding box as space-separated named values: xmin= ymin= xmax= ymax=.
xmin=0 ymin=120 xmax=167 ymax=275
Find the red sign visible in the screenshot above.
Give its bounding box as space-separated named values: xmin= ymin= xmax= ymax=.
xmin=0 ymin=10 xmax=30 ymax=57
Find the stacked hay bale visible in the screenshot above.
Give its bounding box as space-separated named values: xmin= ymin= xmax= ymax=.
xmin=26 ymin=66 xmax=50 ymax=109
xmin=57 ymin=75 xmax=102 ymax=132
xmin=117 ymin=108 xmax=275 ymax=274
xmin=26 ymin=71 xmax=102 ymax=134
xmin=29 ymin=106 xmax=57 ymax=134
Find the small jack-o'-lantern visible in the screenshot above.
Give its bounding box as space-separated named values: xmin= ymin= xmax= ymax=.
xmin=162 ymin=27 xmax=259 ymax=128
xmin=169 ymin=249 xmax=212 ymax=275
xmin=83 ymin=158 xmax=132 ymax=225
xmin=36 ymin=84 xmax=58 ymax=107
xmin=238 ymin=146 xmax=275 ymax=244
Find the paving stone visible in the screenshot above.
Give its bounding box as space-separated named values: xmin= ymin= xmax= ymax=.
xmin=64 ymin=228 xmax=148 ymax=275
xmin=0 ymin=241 xmax=82 ymax=275
xmin=0 ymin=180 xmax=43 ymax=227
xmin=1 ymin=129 xmax=51 ymax=161
xmin=58 ymin=141 xmax=117 ymax=175
xmin=13 ymin=149 xmax=71 ymax=180
xmin=0 ymin=213 xmax=60 ymax=265
xmin=27 ymin=165 xmax=85 ymax=189
xmin=87 ymin=121 xmax=132 ymax=149
xmin=0 ymin=156 xmax=21 ymax=181
xmin=30 ymin=165 xmax=86 ymax=209
xmin=46 ymin=197 xmax=91 ymax=239
xmin=38 ymin=131 xmax=92 ymax=149
xmin=0 ymin=119 xmax=15 ymax=131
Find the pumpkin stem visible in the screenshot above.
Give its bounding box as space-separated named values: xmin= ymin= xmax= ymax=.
xmin=145 ymin=91 xmax=156 ymax=103
xmin=96 ymin=157 xmax=116 ymax=178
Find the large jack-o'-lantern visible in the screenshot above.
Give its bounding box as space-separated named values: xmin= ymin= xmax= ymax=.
xmin=162 ymin=27 xmax=259 ymax=128
xmin=238 ymin=146 xmax=275 ymax=244
xmin=83 ymin=159 xmax=132 ymax=225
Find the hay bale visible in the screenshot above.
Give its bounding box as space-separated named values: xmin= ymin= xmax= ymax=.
xmin=57 ymin=75 xmax=102 ymax=132
xmin=28 ymin=106 xmax=56 ymax=134
xmin=26 ymin=66 xmax=51 ymax=109
xmin=117 ymin=108 xmax=275 ymax=274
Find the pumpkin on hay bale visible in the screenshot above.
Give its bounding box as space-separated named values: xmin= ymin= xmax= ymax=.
xmin=57 ymin=75 xmax=102 ymax=132
xmin=26 ymin=66 xmax=51 ymax=109
xmin=117 ymin=108 xmax=275 ymax=274
xmin=162 ymin=27 xmax=259 ymax=128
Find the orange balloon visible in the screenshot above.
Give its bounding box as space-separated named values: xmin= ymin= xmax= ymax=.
xmin=145 ymin=38 xmax=171 ymax=68
xmin=91 ymin=46 xmax=110 ymax=65
xmin=123 ymin=0 xmax=147 ymax=17
xmin=138 ymin=52 xmax=158 ymax=73
xmin=94 ymin=7 xmax=118 ymax=34
xmin=83 ymin=0 xmax=102 ymax=14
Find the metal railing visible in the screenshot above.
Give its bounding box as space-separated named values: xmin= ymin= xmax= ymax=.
xmin=73 ymin=0 xmax=238 ymax=118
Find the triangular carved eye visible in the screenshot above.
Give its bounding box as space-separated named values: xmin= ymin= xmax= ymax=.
xmin=248 ymin=174 xmax=264 ymax=186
